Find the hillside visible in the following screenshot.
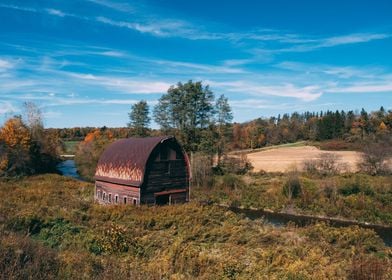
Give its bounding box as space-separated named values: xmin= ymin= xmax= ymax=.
xmin=0 ymin=174 xmax=391 ymax=279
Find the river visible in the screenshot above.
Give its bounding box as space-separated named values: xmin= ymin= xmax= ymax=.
xmin=56 ymin=159 xmax=82 ymax=180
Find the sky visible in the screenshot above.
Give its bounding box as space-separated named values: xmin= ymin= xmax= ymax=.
xmin=0 ymin=0 xmax=392 ymax=128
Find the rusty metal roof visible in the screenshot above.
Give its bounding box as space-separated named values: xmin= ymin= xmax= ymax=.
xmin=95 ymin=136 xmax=173 ymax=186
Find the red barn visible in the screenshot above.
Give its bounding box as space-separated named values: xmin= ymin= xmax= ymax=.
xmin=94 ymin=136 xmax=191 ymax=205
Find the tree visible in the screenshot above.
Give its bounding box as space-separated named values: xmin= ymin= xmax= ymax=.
xmin=358 ymin=139 xmax=392 ymax=175
xmin=154 ymin=80 xmax=215 ymax=151
xmin=75 ymin=129 xmax=114 ymax=180
xmin=128 ymin=100 xmax=150 ymax=137
xmin=215 ymin=94 xmax=233 ymax=164
xmin=0 ymin=116 xmax=32 ymax=175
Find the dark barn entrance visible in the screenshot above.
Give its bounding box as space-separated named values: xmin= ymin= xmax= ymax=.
xmin=155 ymin=194 xmax=170 ymax=205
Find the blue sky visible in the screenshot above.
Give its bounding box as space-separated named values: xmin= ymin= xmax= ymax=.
xmin=0 ymin=0 xmax=392 ymax=128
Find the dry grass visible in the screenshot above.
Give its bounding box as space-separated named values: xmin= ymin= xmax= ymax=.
xmin=246 ymin=146 xmax=361 ymax=173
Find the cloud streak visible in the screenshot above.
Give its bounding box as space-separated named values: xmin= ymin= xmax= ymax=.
xmin=2 ymin=3 xmax=390 ymax=53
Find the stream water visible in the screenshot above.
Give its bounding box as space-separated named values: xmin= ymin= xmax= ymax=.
xmin=56 ymin=160 xmax=82 ymax=180
xmin=229 ymin=207 xmax=392 ymax=247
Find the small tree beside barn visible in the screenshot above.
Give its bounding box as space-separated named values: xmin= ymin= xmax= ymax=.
xmin=94 ymin=136 xmax=190 ymax=205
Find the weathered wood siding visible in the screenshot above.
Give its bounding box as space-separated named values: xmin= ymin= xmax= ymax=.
xmin=95 ymin=180 xmax=140 ymax=205
xmin=141 ymin=143 xmax=189 ymax=204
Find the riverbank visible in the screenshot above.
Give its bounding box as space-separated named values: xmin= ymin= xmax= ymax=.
xmin=192 ymin=173 xmax=392 ymax=227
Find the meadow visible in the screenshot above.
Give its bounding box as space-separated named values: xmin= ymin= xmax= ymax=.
xmin=0 ymin=174 xmax=391 ymax=279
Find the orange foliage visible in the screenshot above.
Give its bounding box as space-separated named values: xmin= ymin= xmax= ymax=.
xmin=0 ymin=117 xmax=31 ymax=150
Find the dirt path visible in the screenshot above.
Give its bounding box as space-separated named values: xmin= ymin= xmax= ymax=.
xmin=246 ymin=146 xmax=361 ymax=172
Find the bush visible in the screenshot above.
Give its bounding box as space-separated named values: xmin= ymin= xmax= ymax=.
xmin=220 ymin=174 xmax=244 ymax=190
xmin=282 ymin=171 xmax=302 ymax=199
xmin=303 ymin=153 xmax=344 ymax=176
xmin=219 ymin=153 xmax=253 ymax=175
xmin=358 ymin=140 xmax=392 ymax=175
xmin=191 ymin=153 xmax=214 ymax=188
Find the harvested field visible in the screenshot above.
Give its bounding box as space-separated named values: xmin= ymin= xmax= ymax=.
xmin=246 ymin=146 xmax=361 ymax=172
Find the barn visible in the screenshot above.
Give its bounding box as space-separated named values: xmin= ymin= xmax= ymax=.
xmin=94 ymin=136 xmax=191 ymax=205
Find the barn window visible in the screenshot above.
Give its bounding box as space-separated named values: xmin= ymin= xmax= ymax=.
xmin=133 ymin=198 xmax=137 ymax=205
xmin=115 ymin=195 xmax=118 ymax=204
xmin=108 ymin=193 xmax=112 ymax=203
xmin=103 ymin=192 xmax=106 ymax=201
xmin=123 ymin=197 xmax=127 ymax=204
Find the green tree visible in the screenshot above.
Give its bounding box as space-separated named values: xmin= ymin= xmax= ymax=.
xmin=154 ymin=80 xmax=215 ymax=151
xmin=215 ymin=94 xmax=233 ymax=164
xmin=128 ymin=100 xmax=150 ymax=137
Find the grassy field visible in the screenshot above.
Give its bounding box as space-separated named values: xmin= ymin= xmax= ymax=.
xmin=62 ymin=141 xmax=80 ymax=154
xmin=0 ymin=174 xmax=391 ymax=279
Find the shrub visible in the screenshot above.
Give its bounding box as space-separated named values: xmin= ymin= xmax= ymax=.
xmin=220 ymin=174 xmax=244 ymax=190
xmin=283 ymin=171 xmax=302 ymax=199
xmin=191 ymin=153 xmax=214 ymax=188
xmin=219 ymin=153 xmax=253 ymax=175
xmin=303 ymin=153 xmax=344 ymax=176
xmin=358 ymin=140 xmax=392 ymax=175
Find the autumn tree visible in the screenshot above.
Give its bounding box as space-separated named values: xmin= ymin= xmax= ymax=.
xmin=0 ymin=116 xmax=32 ymax=176
xmin=75 ymin=129 xmax=114 ymax=180
xmin=358 ymin=138 xmax=392 ymax=175
xmin=128 ymin=100 xmax=150 ymax=137
xmin=23 ymin=102 xmax=60 ymax=173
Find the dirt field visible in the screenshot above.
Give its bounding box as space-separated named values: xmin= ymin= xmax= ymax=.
xmin=246 ymin=146 xmax=361 ymax=173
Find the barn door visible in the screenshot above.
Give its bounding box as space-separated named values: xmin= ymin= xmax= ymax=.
xmin=155 ymin=194 xmax=170 ymax=205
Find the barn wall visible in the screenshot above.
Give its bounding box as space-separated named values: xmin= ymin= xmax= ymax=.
xmin=95 ymin=180 xmax=140 ymax=205
xmin=141 ymin=142 xmax=189 ymax=204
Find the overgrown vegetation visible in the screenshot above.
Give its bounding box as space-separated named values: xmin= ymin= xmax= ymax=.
xmin=193 ymin=172 xmax=392 ymax=226
xmin=0 ymin=174 xmax=391 ymax=279
xmin=0 ymin=102 xmax=60 ymax=177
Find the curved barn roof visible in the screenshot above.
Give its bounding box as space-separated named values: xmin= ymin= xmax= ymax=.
xmin=95 ymin=136 xmax=174 ymax=186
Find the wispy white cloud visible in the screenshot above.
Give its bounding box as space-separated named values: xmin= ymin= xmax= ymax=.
xmin=68 ymin=73 xmax=171 ymax=94
xmin=2 ymin=3 xmax=390 ymax=53
xmin=154 ymin=59 xmax=246 ymax=74
xmin=273 ymin=33 xmax=391 ymax=53
xmin=329 ymin=82 xmax=392 ymax=93
xmin=0 ymin=58 xmax=14 ymax=72
xmin=275 ymin=61 xmax=385 ymax=79
xmin=209 ymin=80 xmax=322 ymax=101
xmin=86 ymin=0 xmax=134 ymax=12
xmin=0 ymin=101 xmax=18 ymax=114
xmin=45 ymin=8 xmax=66 ymax=17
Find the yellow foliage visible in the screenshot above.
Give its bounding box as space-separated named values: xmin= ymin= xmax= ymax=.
xmin=378 ymin=121 xmax=388 ymax=131
xmin=0 ymin=117 xmax=31 ymax=150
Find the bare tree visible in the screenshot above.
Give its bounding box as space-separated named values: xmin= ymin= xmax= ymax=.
xmin=358 ymin=141 xmax=391 ymax=175
xmin=303 ymin=153 xmax=345 ymax=176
